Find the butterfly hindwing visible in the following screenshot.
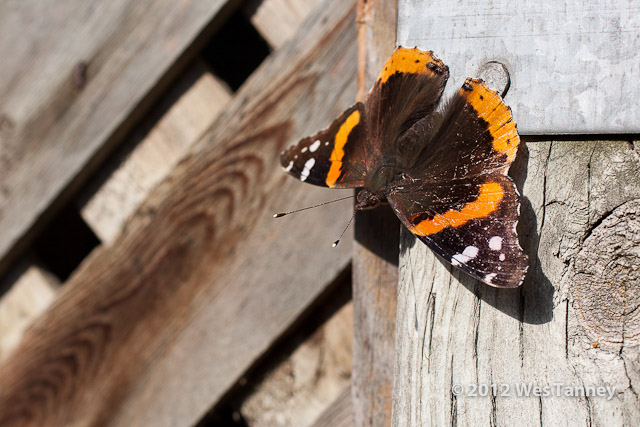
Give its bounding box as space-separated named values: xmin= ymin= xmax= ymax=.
xmin=281 ymin=103 xmax=366 ymax=188
xmin=388 ymin=174 xmax=527 ymax=288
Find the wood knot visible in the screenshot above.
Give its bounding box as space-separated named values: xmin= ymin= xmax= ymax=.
xmin=572 ymin=200 xmax=640 ymax=347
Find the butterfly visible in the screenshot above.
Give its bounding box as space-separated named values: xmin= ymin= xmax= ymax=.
xmin=280 ymin=47 xmax=528 ymax=288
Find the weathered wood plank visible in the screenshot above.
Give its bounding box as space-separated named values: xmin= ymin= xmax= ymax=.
xmin=351 ymin=1 xmax=399 ymax=426
xmin=0 ymin=0 xmax=358 ymax=425
xmin=246 ymin=0 xmax=325 ymax=49
xmin=310 ymin=386 xmax=353 ymax=427
xmin=392 ymin=140 xmax=640 ymax=426
xmin=0 ymin=264 xmax=58 ymax=361
xmin=241 ymin=300 xmax=353 ymax=426
xmin=79 ymin=60 xmax=232 ymax=244
xmin=397 ymin=0 xmax=640 ymax=134
xmin=0 ymin=63 xmax=230 ymax=375
xmin=0 ymin=0 xmax=238 ymax=276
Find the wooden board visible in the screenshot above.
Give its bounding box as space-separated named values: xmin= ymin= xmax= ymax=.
xmin=0 ymin=0 xmax=358 ymax=425
xmin=392 ymin=140 xmax=640 ymax=426
xmin=0 ymin=62 xmax=230 ymax=376
xmin=310 ymin=386 xmax=353 ymax=427
xmin=79 ymin=61 xmax=232 ymax=244
xmin=246 ymin=0 xmax=325 ymax=49
xmin=241 ymin=301 xmax=353 ymax=426
xmin=397 ymin=0 xmax=640 ymax=134
xmin=0 ymin=0 xmax=237 ymax=276
xmin=0 ymin=264 xmax=57 ymax=361
xmin=351 ymin=1 xmax=399 ymax=426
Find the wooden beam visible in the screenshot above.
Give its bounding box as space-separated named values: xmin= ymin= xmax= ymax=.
xmin=241 ymin=301 xmax=353 ymax=426
xmin=396 ymin=0 xmax=640 ymax=134
xmin=79 ymin=61 xmax=232 ymax=244
xmin=245 ymin=0 xmax=326 ymax=49
xmin=351 ymin=1 xmax=399 ymax=426
xmin=0 ymin=0 xmax=240 ymax=277
xmin=392 ymin=140 xmax=640 ymax=426
xmin=0 ymin=0 xmax=358 ymax=425
xmin=0 ymin=264 xmax=58 ymax=361
xmin=310 ymin=386 xmax=353 ymax=427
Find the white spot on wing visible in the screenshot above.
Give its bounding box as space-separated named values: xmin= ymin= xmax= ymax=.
xmin=462 ymin=246 xmax=479 ymax=258
xmin=484 ymin=273 xmax=497 ymax=283
xmin=301 ymin=147 xmax=308 ymax=153
xmin=489 ymin=236 xmax=503 ymax=251
xmin=325 ymin=141 xmax=330 ymax=146
xmin=499 ymin=253 xmax=506 ymax=261
xmin=300 ymin=158 xmax=315 ymax=181
xmin=451 ymin=246 xmax=478 ymax=266
xmin=309 ymin=140 xmax=321 ymax=152
xmin=284 ymin=160 xmax=293 ymax=172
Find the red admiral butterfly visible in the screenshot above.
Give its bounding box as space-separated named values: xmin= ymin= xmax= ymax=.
xmin=280 ymin=47 xmax=528 ymax=288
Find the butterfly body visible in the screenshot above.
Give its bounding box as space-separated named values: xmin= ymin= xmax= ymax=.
xmin=281 ymin=47 xmax=528 ymax=288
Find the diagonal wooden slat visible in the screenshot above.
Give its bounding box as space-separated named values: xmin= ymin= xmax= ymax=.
xmin=0 ymin=0 xmax=240 ymax=276
xmin=310 ymin=386 xmax=353 ymax=427
xmin=0 ymin=0 xmax=358 ymax=425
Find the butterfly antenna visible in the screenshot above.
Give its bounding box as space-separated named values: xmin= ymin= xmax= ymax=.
xmin=273 ymin=195 xmax=353 ymax=218
xmin=332 ymin=210 xmax=356 ymax=248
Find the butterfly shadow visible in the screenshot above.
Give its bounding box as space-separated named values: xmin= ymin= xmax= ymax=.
xmin=398 ymin=143 xmax=554 ymax=325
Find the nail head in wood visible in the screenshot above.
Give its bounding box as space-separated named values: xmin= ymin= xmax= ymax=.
xmin=477 ymin=61 xmax=511 ymax=98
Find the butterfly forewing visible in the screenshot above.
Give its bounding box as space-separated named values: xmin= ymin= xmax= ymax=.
xmin=280 ymin=103 xmax=366 ymax=188
xmin=365 ymin=47 xmax=450 ymax=171
xmin=411 ymin=78 xmax=520 ymax=179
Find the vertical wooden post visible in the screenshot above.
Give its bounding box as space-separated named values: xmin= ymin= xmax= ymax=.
xmin=392 ymin=140 xmax=640 ymax=426
xmin=352 ymin=1 xmax=398 ymax=426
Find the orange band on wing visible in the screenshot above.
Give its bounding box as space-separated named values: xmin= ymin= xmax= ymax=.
xmin=461 ymin=79 xmax=519 ymax=162
xmin=376 ymin=47 xmax=446 ymax=84
xmin=410 ymin=182 xmax=504 ymax=236
xmin=326 ymin=110 xmax=361 ymax=187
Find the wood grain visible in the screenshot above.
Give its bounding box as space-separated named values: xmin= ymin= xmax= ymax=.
xmin=0 ymin=264 xmax=58 ymax=361
xmin=0 ymin=59 xmax=230 ymax=383
xmin=241 ymin=301 xmax=353 ymax=426
xmin=0 ymin=0 xmax=358 ymax=425
xmin=246 ymin=0 xmax=325 ymax=49
xmin=397 ymin=0 xmax=640 ymax=134
xmin=0 ymin=0 xmax=239 ymax=276
xmin=352 ymin=1 xmax=399 ymax=426
xmin=79 ymin=60 xmax=232 ymax=244
xmin=392 ymin=140 xmax=640 ymax=426
xmin=310 ymin=386 xmax=353 ymax=427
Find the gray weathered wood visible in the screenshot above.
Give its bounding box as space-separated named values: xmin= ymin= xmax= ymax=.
xmin=0 ymin=0 xmax=358 ymax=425
xmin=0 ymin=0 xmax=237 ymax=276
xmin=0 ymin=263 xmax=57 ymax=361
xmin=352 ymin=1 xmax=399 ymax=426
xmin=241 ymin=301 xmax=353 ymax=427
xmin=310 ymin=386 xmax=353 ymax=427
xmin=397 ymin=0 xmax=640 ymax=134
xmin=246 ymin=0 xmax=325 ymax=49
xmin=392 ymin=140 xmax=640 ymax=426
xmin=78 ymin=60 xmax=232 ymax=244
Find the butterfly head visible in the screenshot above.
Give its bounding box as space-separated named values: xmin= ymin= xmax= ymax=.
xmin=355 ymin=188 xmax=385 ymax=210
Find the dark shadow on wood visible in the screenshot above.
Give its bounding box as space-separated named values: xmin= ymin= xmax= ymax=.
xmin=354 ymin=204 xmax=400 ymax=267
xmin=196 ymin=264 xmax=352 ymax=426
